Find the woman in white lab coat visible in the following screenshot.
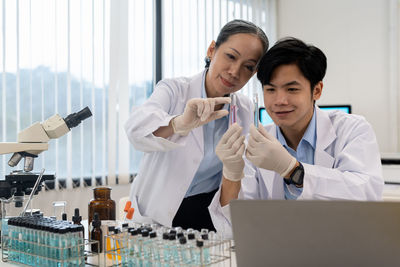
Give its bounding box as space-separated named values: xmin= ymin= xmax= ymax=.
xmin=125 ymin=20 xmax=269 ymax=230
xmin=211 ymin=37 xmax=384 ymax=237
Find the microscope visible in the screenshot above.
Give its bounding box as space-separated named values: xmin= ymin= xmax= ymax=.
xmin=0 ymin=107 xmax=92 ymax=208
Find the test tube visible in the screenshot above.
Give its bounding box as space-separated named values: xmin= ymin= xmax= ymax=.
xmin=253 ymin=93 xmax=259 ymax=127
xmin=230 ymin=93 xmax=237 ymax=125
xmin=142 ymin=231 xmax=157 ymax=265
xmin=128 ymin=229 xmax=140 ymax=265
xmin=179 ymin=236 xmax=192 ymax=265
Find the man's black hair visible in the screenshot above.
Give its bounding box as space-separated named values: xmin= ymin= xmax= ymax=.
xmin=257 ymin=37 xmax=327 ymax=90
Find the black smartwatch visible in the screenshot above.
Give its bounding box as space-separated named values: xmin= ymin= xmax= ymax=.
xmin=285 ymin=162 xmax=305 ymax=187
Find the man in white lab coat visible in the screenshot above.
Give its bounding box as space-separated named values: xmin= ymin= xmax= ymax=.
xmin=210 ymin=37 xmax=384 ymax=238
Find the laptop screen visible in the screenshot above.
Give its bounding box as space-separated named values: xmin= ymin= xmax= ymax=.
xmin=258 ymin=105 xmax=352 ymax=126
xmin=230 ymin=199 xmax=400 ymax=267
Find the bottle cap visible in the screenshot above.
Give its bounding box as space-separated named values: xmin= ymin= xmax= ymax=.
xmin=169 ymin=233 xmax=176 ymax=240
xmin=122 ymin=223 xmax=128 ymax=228
xmin=187 ymin=233 xmax=195 ymax=240
xmin=72 ymin=208 xmax=82 ymax=223
xmin=62 ymin=213 xmax=67 ymax=221
xmin=201 ymin=233 xmax=209 ymax=240
xmin=130 ymin=229 xmax=138 ymax=236
xmin=196 ymin=239 xmax=204 ymax=247
xmin=149 ymin=231 xmax=157 ymax=238
xmin=179 ymin=237 xmax=187 ymax=244
xmin=141 ymin=230 xmax=149 ymax=237
xmin=162 ymin=232 xmax=169 ymax=240
xmin=177 ymin=232 xmax=184 ymax=238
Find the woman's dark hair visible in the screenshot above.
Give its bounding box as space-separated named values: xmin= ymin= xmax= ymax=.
xmin=205 ymin=19 xmax=269 ymax=68
xmin=257 ymin=37 xmax=327 ymax=91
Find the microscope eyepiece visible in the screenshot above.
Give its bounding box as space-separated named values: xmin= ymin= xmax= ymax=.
xmin=64 ymin=106 xmax=92 ymax=129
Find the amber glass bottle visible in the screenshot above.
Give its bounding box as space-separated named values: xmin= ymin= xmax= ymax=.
xmin=88 ymin=187 xmax=116 ymax=226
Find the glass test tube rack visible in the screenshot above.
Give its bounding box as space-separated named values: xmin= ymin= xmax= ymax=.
xmin=103 ymin=223 xmax=232 ymax=267
xmin=2 ymin=235 xmax=99 ymax=266
xmin=1 ymin=212 xmax=100 ymax=266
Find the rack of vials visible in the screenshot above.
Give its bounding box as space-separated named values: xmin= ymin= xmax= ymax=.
xmin=1 ymin=216 xmax=99 ymax=266
xmin=104 ymin=224 xmax=232 ymax=267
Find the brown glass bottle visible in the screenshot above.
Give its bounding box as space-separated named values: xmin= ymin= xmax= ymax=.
xmin=88 ymin=187 xmax=116 ymax=226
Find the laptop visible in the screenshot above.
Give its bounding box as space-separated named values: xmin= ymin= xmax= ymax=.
xmin=230 ymin=200 xmax=400 ymax=267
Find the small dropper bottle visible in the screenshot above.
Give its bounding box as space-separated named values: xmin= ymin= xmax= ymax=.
xmin=72 ymin=208 xmax=85 ymax=239
xmin=91 ymin=212 xmax=102 ymax=253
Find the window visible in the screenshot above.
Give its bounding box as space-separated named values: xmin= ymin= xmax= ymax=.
xmin=1 ymin=0 xmax=110 ymax=189
xmin=0 ymin=0 xmax=276 ymax=189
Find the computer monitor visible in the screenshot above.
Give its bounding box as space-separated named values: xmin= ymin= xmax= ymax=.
xmin=258 ymin=105 xmax=352 ymax=126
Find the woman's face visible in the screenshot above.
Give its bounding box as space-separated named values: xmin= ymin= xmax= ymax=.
xmin=205 ymin=33 xmax=264 ymax=98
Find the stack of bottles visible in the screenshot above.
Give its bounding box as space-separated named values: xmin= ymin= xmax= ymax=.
xmin=105 ymin=224 xmax=232 ymax=267
xmin=3 ymin=216 xmax=86 ymax=267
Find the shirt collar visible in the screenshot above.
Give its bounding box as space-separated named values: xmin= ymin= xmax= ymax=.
xmin=276 ymin=107 xmax=317 ymax=149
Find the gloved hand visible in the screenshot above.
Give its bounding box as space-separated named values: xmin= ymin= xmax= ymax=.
xmin=216 ymin=123 xmax=246 ymax=182
xmin=246 ymin=124 xmax=297 ymax=177
xmin=172 ymin=97 xmax=231 ymax=136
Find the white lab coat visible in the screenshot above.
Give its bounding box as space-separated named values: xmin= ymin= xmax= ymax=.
xmin=125 ymin=70 xmax=254 ymax=227
xmin=209 ymin=107 xmax=384 ymax=238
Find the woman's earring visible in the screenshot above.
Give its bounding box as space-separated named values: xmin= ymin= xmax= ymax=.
xmin=204 ymin=56 xmax=211 ymax=68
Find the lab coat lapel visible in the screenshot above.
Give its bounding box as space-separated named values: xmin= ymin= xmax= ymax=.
xmin=314 ymin=107 xmax=336 ymax=167
xmin=261 ymin=124 xmax=285 ymax=199
xmin=188 ymin=71 xmax=205 ymax=153
xmin=260 ymin=111 xmax=336 ymax=198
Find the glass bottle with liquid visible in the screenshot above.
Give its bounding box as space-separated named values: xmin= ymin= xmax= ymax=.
xmin=88 ymin=187 xmax=116 ymax=226
xmin=72 ymin=208 xmax=85 ymax=239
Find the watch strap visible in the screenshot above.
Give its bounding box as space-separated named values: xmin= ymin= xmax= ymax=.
xmin=285 ymin=162 xmax=304 ymax=186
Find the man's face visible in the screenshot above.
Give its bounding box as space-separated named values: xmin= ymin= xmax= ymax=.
xmin=262 ymin=64 xmax=322 ymax=134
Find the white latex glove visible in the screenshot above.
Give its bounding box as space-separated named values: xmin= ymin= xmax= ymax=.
xmin=216 ymin=123 xmax=246 ymax=182
xmin=246 ymin=124 xmax=297 ymax=177
xmin=172 ymin=97 xmax=231 ymax=136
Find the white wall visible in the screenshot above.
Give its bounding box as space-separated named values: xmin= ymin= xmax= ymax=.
xmin=276 ymin=0 xmax=400 ymax=152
